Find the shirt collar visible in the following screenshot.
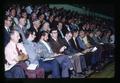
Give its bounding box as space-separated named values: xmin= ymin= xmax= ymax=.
xmin=5 ymin=26 xmax=9 ymax=31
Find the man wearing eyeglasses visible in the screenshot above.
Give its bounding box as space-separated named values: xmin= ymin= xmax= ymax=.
xmin=4 ymin=15 xmax=13 ymax=47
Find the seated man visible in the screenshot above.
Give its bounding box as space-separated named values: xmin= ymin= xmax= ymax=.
xmin=36 ymin=31 xmax=60 ymax=78
xmin=49 ymin=29 xmax=74 ymax=78
xmin=23 ymin=30 xmax=44 ymax=78
xmin=76 ymin=29 xmax=101 ymax=72
xmin=4 ymin=29 xmax=28 ymax=78
xmin=62 ymin=30 xmax=87 ymax=76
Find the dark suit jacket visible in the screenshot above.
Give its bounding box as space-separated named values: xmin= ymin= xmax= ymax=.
xmin=57 ymin=29 xmax=64 ymax=39
xmin=61 ymin=38 xmax=78 ymax=55
xmin=4 ymin=28 xmax=10 ymax=47
xmin=49 ymin=37 xmax=64 ymax=54
xmin=87 ymin=35 xmax=97 ymax=46
xmin=69 ymin=37 xmax=83 ymax=52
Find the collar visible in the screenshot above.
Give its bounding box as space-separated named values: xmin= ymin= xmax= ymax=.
xmin=5 ymin=26 xmax=9 ymax=31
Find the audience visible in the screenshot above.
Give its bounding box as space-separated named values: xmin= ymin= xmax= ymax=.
xmin=4 ymin=4 xmax=114 ymax=78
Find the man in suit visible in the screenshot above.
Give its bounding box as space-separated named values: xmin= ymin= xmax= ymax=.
xmin=4 ymin=15 xmax=12 ymax=47
xmin=57 ymin=21 xmax=65 ymax=39
xmin=62 ymin=31 xmax=87 ymax=76
xmin=36 ymin=31 xmax=60 ymax=78
xmin=76 ymin=29 xmax=100 ymax=72
xmin=70 ymin=29 xmax=83 ymax=51
xmin=49 ymin=29 xmax=74 ymax=78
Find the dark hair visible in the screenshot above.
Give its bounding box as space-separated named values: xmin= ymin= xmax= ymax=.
xmin=57 ymin=21 xmax=62 ymax=25
xmin=4 ymin=15 xmax=11 ymax=21
xmin=9 ymin=8 xmax=16 ymax=12
xmin=25 ymin=30 xmax=33 ymax=39
xmin=38 ymin=31 xmax=48 ymax=39
xmin=50 ymin=28 xmax=57 ymax=33
xmin=18 ymin=16 xmax=26 ymax=21
xmin=64 ymin=30 xmax=71 ymax=36
xmin=71 ymin=29 xmax=78 ymax=33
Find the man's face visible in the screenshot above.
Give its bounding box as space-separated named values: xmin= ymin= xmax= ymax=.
xmin=39 ymin=14 xmax=45 ymax=21
xmin=66 ymin=32 xmax=72 ymax=40
xmin=79 ymin=31 xmax=85 ymax=38
xmin=19 ymin=18 xmax=26 ymax=26
xmin=44 ymin=23 xmax=49 ymax=29
xmin=73 ymin=31 xmax=78 ymax=38
xmin=34 ymin=21 xmax=41 ymax=28
xmin=43 ymin=33 xmax=48 ymax=41
xmin=57 ymin=22 xmax=63 ymax=30
xmin=22 ymin=12 xmax=27 ymax=18
xmin=96 ymin=31 xmax=101 ymax=36
xmin=12 ymin=31 xmax=20 ymax=43
xmin=5 ymin=17 xmax=12 ymax=27
xmin=11 ymin=9 xmax=16 ymax=17
xmin=50 ymin=30 xmax=58 ymax=39
xmin=30 ymin=32 xmax=36 ymax=41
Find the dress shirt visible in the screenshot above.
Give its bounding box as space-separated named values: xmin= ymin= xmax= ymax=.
xmin=5 ymin=26 xmax=10 ymax=32
xmin=73 ymin=37 xmax=77 ymax=47
xmin=82 ymin=36 xmax=89 ymax=45
xmin=58 ymin=29 xmax=64 ymax=38
xmin=5 ymin=40 xmax=27 ymax=71
xmin=40 ymin=40 xmax=53 ymax=53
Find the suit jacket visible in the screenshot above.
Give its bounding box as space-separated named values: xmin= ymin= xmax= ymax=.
xmin=36 ymin=41 xmax=54 ymax=60
xmin=92 ymin=35 xmax=103 ymax=44
xmin=49 ymin=37 xmax=64 ymax=54
xmin=69 ymin=37 xmax=83 ymax=52
xmin=76 ymin=35 xmax=96 ymax=50
xmin=57 ymin=29 xmax=64 ymax=39
xmin=87 ymin=35 xmax=97 ymax=46
xmin=61 ymin=38 xmax=78 ymax=55
xmin=76 ymin=36 xmax=86 ymax=50
xmin=4 ymin=28 xmax=10 ymax=47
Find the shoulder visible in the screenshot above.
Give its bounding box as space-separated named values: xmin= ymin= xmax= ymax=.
xmin=5 ymin=42 xmax=11 ymax=50
xmin=17 ymin=42 xmax=24 ymax=48
xmin=37 ymin=42 xmax=44 ymax=47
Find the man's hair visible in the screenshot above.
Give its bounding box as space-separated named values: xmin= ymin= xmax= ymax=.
xmin=25 ymin=29 xmax=33 ymax=39
xmin=50 ymin=28 xmax=57 ymax=33
xmin=4 ymin=15 xmax=11 ymax=21
xmin=38 ymin=31 xmax=48 ymax=39
xmin=18 ymin=16 xmax=26 ymax=21
xmin=9 ymin=29 xmax=17 ymax=36
xmin=64 ymin=30 xmax=71 ymax=37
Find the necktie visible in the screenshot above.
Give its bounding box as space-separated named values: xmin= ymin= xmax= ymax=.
xmin=59 ymin=30 xmax=64 ymax=38
xmin=7 ymin=29 xmax=10 ymax=33
xmin=16 ymin=44 xmax=22 ymax=55
xmin=73 ymin=38 xmax=78 ymax=48
xmin=81 ymin=39 xmax=84 ymax=43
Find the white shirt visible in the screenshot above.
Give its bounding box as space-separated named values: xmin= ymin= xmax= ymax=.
xmin=58 ymin=29 xmax=64 ymax=38
xmin=5 ymin=26 xmax=10 ymax=32
xmin=110 ymin=35 xmax=115 ymax=44
xmin=5 ymin=41 xmax=27 ymax=71
xmin=40 ymin=40 xmax=53 ymax=53
xmin=73 ymin=37 xmax=77 ymax=47
xmin=82 ymin=36 xmax=89 ymax=45
xmin=65 ymin=25 xmax=70 ymax=31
